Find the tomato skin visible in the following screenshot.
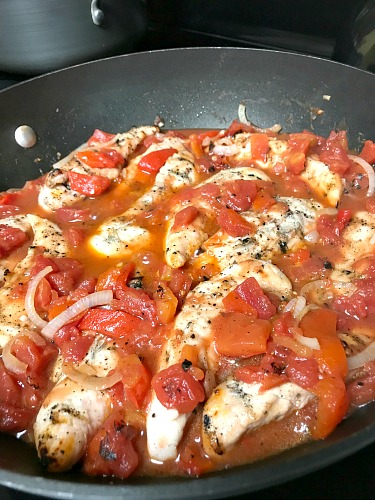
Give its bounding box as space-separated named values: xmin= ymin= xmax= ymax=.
xmin=114 ymin=287 xmax=157 ymax=323
xmin=285 ymin=354 xmax=320 ymax=390
xmin=213 ymin=313 xmax=271 ymax=357
xmin=232 ymin=277 xmax=276 ymax=320
xmin=217 ymin=208 xmax=255 ymax=237
xmin=222 ymin=288 xmax=258 ymax=316
xmin=360 ymin=140 xmax=375 ymax=164
xmin=83 ymin=411 xmax=139 ymax=479
xmin=252 ymin=189 xmax=275 ymax=212
xmin=250 ymin=133 xmax=269 ymax=161
xmin=68 ymin=171 xmax=111 ymax=196
xmin=319 ymin=130 xmax=351 ymax=174
xmin=87 ymin=129 xmax=116 ymax=146
xmin=78 ymin=309 xmax=142 ymax=339
xmin=76 ymin=149 xmax=124 ymax=169
xmin=234 ymin=365 xmax=288 ymax=391
xmin=55 ymin=207 xmax=90 ymax=223
xmin=311 ymin=375 xmax=349 ymax=439
xmin=0 ymin=224 xmax=27 ymax=257
xmin=138 ymin=148 xmax=177 ymax=173
xmin=119 ymin=354 xmax=150 ymax=409
xmin=151 ymin=363 xmax=205 ymax=413
xmin=172 ymin=206 xmax=199 ymax=231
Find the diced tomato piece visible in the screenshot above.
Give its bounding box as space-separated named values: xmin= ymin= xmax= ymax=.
xmin=76 ymin=149 xmax=124 ymax=169
xmin=252 ymin=189 xmax=275 ymax=212
xmin=87 ymin=129 xmax=116 ymax=146
xmin=78 ymin=309 xmax=143 ymax=339
xmin=151 ymin=362 xmax=205 ymax=413
xmin=311 ymin=375 xmax=349 ymax=439
xmin=225 ymin=119 xmax=256 ymax=136
xmin=0 ymin=402 xmax=33 ymax=432
xmin=177 ymin=441 xmax=216 ymax=476
xmin=285 ymin=354 xmax=320 ymax=389
xmin=46 ymin=258 xmax=84 ymax=296
xmin=288 ymin=132 xmax=318 ymax=152
xmin=168 ymin=269 xmax=193 ymax=306
xmin=0 ymin=205 xmax=21 ymax=219
xmin=272 ymin=311 xmax=295 ymax=337
xmin=0 ymin=224 xmax=27 ymax=257
xmin=68 ymin=171 xmax=111 ymax=196
xmin=63 ymin=227 xmax=86 ymax=248
xmin=189 ymin=133 xmax=204 ymax=158
xmin=319 ymin=130 xmax=351 ymax=175
xmin=313 ymin=336 xmax=348 ymax=379
xmin=153 ymin=283 xmax=178 ymax=324
xmin=285 ymin=151 xmax=306 ymax=174
xmin=222 ymin=288 xmax=258 ymax=316
xmin=217 ymin=207 xmax=255 ymax=237
xmin=114 ymin=286 xmax=157 ymax=323
xmin=232 ymin=277 xmax=277 ymax=320
xmin=172 ymin=206 xmax=199 ymax=231
xmin=221 ymin=180 xmax=258 ymax=212
xmin=250 ymin=133 xmax=269 ymax=161
xmin=300 ymin=308 xmax=337 ymax=339
xmin=83 ymin=411 xmax=139 ymax=479
xmin=138 ymin=148 xmax=177 ymax=173
xmin=316 ymin=209 xmax=351 ymax=245
xmin=55 ymin=207 xmax=90 ymax=223
xmin=213 ymin=313 xmax=271 ymax=357
xmin=360 ymin=140 xmax=375 ymax=164
xmin=96 ymin=264 xmax=135 ymax=295
xmin=119 ymin=354 xmax=150 ymax=408
xmin=234 ymin=365 xmax=288 ymax=391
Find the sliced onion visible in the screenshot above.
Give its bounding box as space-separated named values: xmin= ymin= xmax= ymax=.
xmin=294 ymin=303 xmax=320 ymax=322
xmin=53 ymin=142 xmax=88 ymax=170
xmin=62 ymin=362 xmax=122 ymax=391
xmin=25 ymin=265 xmax=53 ymax=329
xmin=294 ymin=331 xmax=320 ymax=350
xmin=212 ymin=144 xmax=239 ymax=156
xmin=349 ymin=154 xmax=375 ymax=197
xmin=41 ymin=290 xmax=113 ymax=339
xmin=316 ymin=208 xmax=338 ymax=217
xmin=304 ymin=230 xmax=320 ymax=243
xmin=347 ymin=341 xmax=375 ymax=370
xmin=2 ymin=336 xmax=28 ymax=375
xmin=21 ymin=329 xmax=46 ymax=347
xmin=283 ymin=296 xmax=307 ymax=318
xmin=238 ymin=102 xmax=282 ymax=133
xmin=273 ymin=334 xmax=313 ymax=358
xmin=300 ymin=280 xmax=327 ymax=299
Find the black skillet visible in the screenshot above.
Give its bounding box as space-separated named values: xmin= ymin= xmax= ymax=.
xmin=0 ymin=48 xmax=374 ymax=499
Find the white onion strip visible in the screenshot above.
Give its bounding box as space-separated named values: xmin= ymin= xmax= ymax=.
xmin=2 ymin=337 xmax=27 ymax=375
xmin=349 ymin=154 xmax=375 ymax=197
xmin=294 ymin=332 xmax=320 ymax=350
xmin=62 ymin=362 xmax=122 ymax=391
xmin=25 ymin=265 xmax=53 ymax=329
xmin=41 ymin=290 xmax=113 ymax=339
xmin=347 ymin=341 xmax=375 ymax=370
xmin=238 ymin=102 xmax=282 ymax=133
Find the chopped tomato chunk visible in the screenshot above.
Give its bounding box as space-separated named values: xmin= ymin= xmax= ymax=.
xmin=76 ymin=149 xmax=124 ymax=169
xmin=172 ymin=206 xmax=199 ymax=231
xmin=87 ymin=129 xmax=116 ymax=146
xmin=250 ymin=133 xmax=269 ymax=161
xmin=78 ymin=309 xmax=143 ymax=338
xmin=217 ymin=207 xmax=255 ymax=237
xmin=231 ymin=277 xmax=276 ymax=320
xmin=138 ymin=148 xmax=177 ymax=173
xmin=360 ymin=140 xmax=375 ymax=164
xmin=213 ymin=313 xmax=271 ymax=357
xmin=0 ymin=224 xmax=27 ymax=257
xmin=68 ymin=171 xmax=111 ymax=196
xmin=151 ymin=362 xmax=205 ymax=413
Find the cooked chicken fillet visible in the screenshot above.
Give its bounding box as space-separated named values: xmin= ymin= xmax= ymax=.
xmin=201 ymin=197 xmax=323 ymax=269
xmin=38 ymin=126 xmax=158 ymax=211
xmin=164 ymin=167 xmax=271 ymax=268
xmin=300 ymin=157 xmax=343 ymax=207
xmin=0 ymin=215 xmax=69 ymax=348
xmin=34 ymin=336 xmax=119 ymax=471
xmin=202 ymin=377 xmax=314 ymax=457
xmin=146 ymin=259 xmax=292 ymax=461
xmin=90 ymin=150 xmax=198 ymax=257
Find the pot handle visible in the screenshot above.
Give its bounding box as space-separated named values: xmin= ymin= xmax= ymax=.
xmin=91 ymin=0 xmax=104 ymax=26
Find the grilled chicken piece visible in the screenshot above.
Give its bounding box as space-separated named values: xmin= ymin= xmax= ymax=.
xmin=300 ymin=157 xmax=343 ymax=207
xmin=164 ymin=167 xmax=271 ymax=268
xmin=34 ymin=336 xmax=119 ymax=472
xmin=201 ymin=196 xmax=322 ymax=269
xmin=202 ymin=377 xmax=314 ymax=457
xmin=0 ymin=215 xmax=69 ymax=348
xmin=89 ymin=149 xmax=198 ymax=257
xmin=38 ymin=125 xmax=158 ymax=211
xmin=146 ymin=259 xmax=292 ymax=462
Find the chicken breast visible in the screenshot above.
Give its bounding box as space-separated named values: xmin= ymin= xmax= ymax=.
xmin=146 ymin=259 xmax=292 ymax=462
xmin=89 ymin=150 xmax=199 ymax=257
xmin=202 ymin=377 xmax=314 ymax=457
xmin=0 ymin=215 xmax=69 ymax=348
xmin=34 ymin=336 xmax=119 ymax=472
xmin=201 ymin=196 xmax=323 ymax=269
xmin=38 ymin=125 xmax=158 ymax=212
xmin=300 ymin=157 xmax=343 ymax=207
xmin=164 ymin=166 xmax=271 ymax=268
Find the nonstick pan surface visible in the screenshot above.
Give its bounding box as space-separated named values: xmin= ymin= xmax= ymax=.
xmin=0 ymin=47 xmax=374 ymax=499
